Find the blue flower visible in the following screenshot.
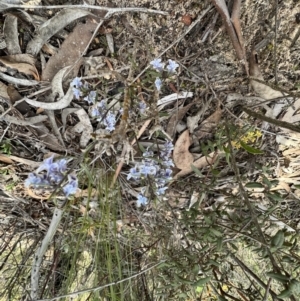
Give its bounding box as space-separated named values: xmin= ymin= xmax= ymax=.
xmin=72 ymin=87 xmax=82 ymax=100
xmin=162 ymin=158 xmax=174 ymax=168
xmin=150 ymin=58 xmax=165 ymax=72
xmin=156 ymin=186 xmax=168 ymax=196
xmin=143 ymin=149 xmax=154 ymax=158
xmin=36 ymin=155 xmax=55 ymax=173
xmin=138 ymin=102 xmax=147 ymax=114
xmin=90 ymin=106 xmax=101 ymax=118
xmin=84 ymin=90 xmax=97 ymax=104
xmin=63 ymin=174 xmax=78 ymax=197
xmin=70 ymin=77 xmax=82 ymax=88
xmin=166 ymin=59 xmax=179 ymax=73
xmin=140 ymin=162 xmax=157 ymax=176
xmin=103 ymin=112 xmax=116 ymax=132
xmin=137 ymin=194 xmax=148 ymax=207
xmin=25 ymin=173 xmax=42 ymax=187
xmin=127 ymin=166 xmax=141 ymax=180
xmin=97 ymin=99 xmax=107 ymax=111
xmin=54 ymin=158 xmax=68 ymax=173
xmin=155 ymin=77 xmax=162 ymax=91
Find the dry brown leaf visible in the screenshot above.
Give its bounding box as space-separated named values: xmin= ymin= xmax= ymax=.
xmin=173 ymin=129 xmax=194 ymax=169
xmin=0 ymin=81 xmax=9 ymax=98
xmin=3 ymin=14 xmax=21 ymax=55
xmin=42 ymin=13 xmax=105 ymax=81
xmin=167 ymin=102 xmax=195 ymax=138
xmin=174 ymin=151 xmax=219 ymax=179
xmin=25 ymin=87 xmax=73 ymax=110
xmin=27 ymin=8 xmax=93 ymax=56
xmin=0 ymin=54 xmax=39 ymax=80
xmin=249 ymin=50 xmax=285 ymax=100
xmin=194 ymin=106 xmax=222 ymax=139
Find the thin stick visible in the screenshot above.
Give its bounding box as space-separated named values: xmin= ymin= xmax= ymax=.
xmin=4 ymin=4 xmax=168 ymax=16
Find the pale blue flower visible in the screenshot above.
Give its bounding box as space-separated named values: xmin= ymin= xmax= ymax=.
xmin=155 ymin=77 xmax=162 ymax=91
xmin=127 ymin=166 xmax=141 ymax=180
xmin=90 ymin=106 xmax=100 ymax=118
xmin=70 ymin=77 xmax=82 ymax=88
xmin=84 ymin=90 xmax=97 ymax=104
xmin=25 ymin=173 xmax=39 ymax=187
xmin=137 ymin=194 xmax=148 ymax=207
xmin=140 ymin=162 xmax=157 ymax=176
xmin=156 ymin=186 xmax=168 ymax=196
xmin=139 ymin=102 xmax=147 ymax=114
xmin=63 ymin=175 xmax=78 ymax=197
xmin=143 ymin=149 xmax=154 ymax=158
xmin=166 ymin=59 xmax=179 ymax=73
xmin=162 ymin=158 xmax=174 ymax=168
xmin=103 ymin=112 xmax=116 ymax=132
xmin=36 ymin=155 xmax=55 ymax=173
xmin=97 ymin=99 xmax=107 ymax=111
xmin=150 ymin=58 xmax=165 ymax=72
xmin=72 ymin=88 xmax=82 ymax=100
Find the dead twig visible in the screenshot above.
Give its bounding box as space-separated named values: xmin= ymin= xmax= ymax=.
xmin=3 ymin=4 xmax=168 ymax=16
xmin=210 ymin=0 xmax=248 ymax=75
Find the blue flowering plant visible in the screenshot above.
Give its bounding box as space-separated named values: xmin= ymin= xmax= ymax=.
xmin=25 ymin=155 xmax=78 ymax=198
xmin=149 ymin=58 xmax=179 ymax=91
xmin=127 ymin=141 xmax=174 ymax=207
xmin=70 ymin=77 xmax=118 ymax=132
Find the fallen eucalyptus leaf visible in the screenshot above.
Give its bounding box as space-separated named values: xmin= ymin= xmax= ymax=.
xmin=173 ymin=129 xmax=194 ymax=170
xmin=0 ymin=54 xmax=39 ymax=80
xmin=0 ymin=72 xmax=39 ymax=86
xmin=193 ymin=106 xmax=222 ymax=139
xmin=27 ymin=8 xmax=93 ymax=56
xmin=157 ymin=92 xmax=194 ymax=110
xmin=2 ymin=114 xmax=47 ymax=126
xmin=72 ymin=108 xmax=93 ymax=148
xmin=3 ymin=14 xmax=21 ymax=55
xmin=167 ymin=102 xmax=195 ymax=138
xmin=25 ymin=86 xmax=73 ymax=110
xmin=249 ymin=50 xmax=286 ymax=100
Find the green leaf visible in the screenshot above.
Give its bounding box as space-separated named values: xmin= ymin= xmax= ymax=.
xmin=192 ymin=276 xmax=211 ymax=287
xmin=191 ymin=164 xmax=204 ymax=177
xmin=266 ymin=192 xmax=283 ymax=202
xmin=240 ymin=141 xmax=264 ymax=154
xmin=245 ymin=182 xmax=264 ymax=188
xmin=266 ymin=272 xmax=290 ymax=282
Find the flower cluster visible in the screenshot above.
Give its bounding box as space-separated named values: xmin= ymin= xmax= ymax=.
xmin=149 ymin=58 xmax=179 ymax=91
xmin=70 ymin=77 xmax=117 ymax=132
xmin=25 ymin=155 xmax=78 ymax=197
xmin=127 ymin=141 xmax=174 ymax=206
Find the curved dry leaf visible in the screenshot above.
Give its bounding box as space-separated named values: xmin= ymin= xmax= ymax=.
xmin=0 ymin=81 xmax=9 ymax=98
xmin=25 ymin=86 xmax=73 ymax=110
xmin=0 ymin=55 xmax=39 ymax=80
xmin=42 ymin=17 xmax=99 ymax=81
xmin=72 ymin=108 xmax=93 ymax=148
xmin=173 ymin=129 xmax=194 ymax=169
xmin=51 ymin=66 xmax=71 ymax=99
xmin=174 ymin=151 xmax=219 ymax=179
xmin=27 ymin=8 xmax=93 ymax=56
xmin=3 ymin=14 xmax=21 ymax=55
xmin=194 ymin=106 xmax=222 ymax=139
xmin=167 ymin=102 xmax=195 ymax=138
xmin=249 ymin=50 xmax=286 ymax=100
xmin=157 ymin=92 xmax=194 ymax=110
xmin=0 ymin=72 xmax=39 ymax=86
xmin=2 ymin=114 xmax=47 ymax=125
